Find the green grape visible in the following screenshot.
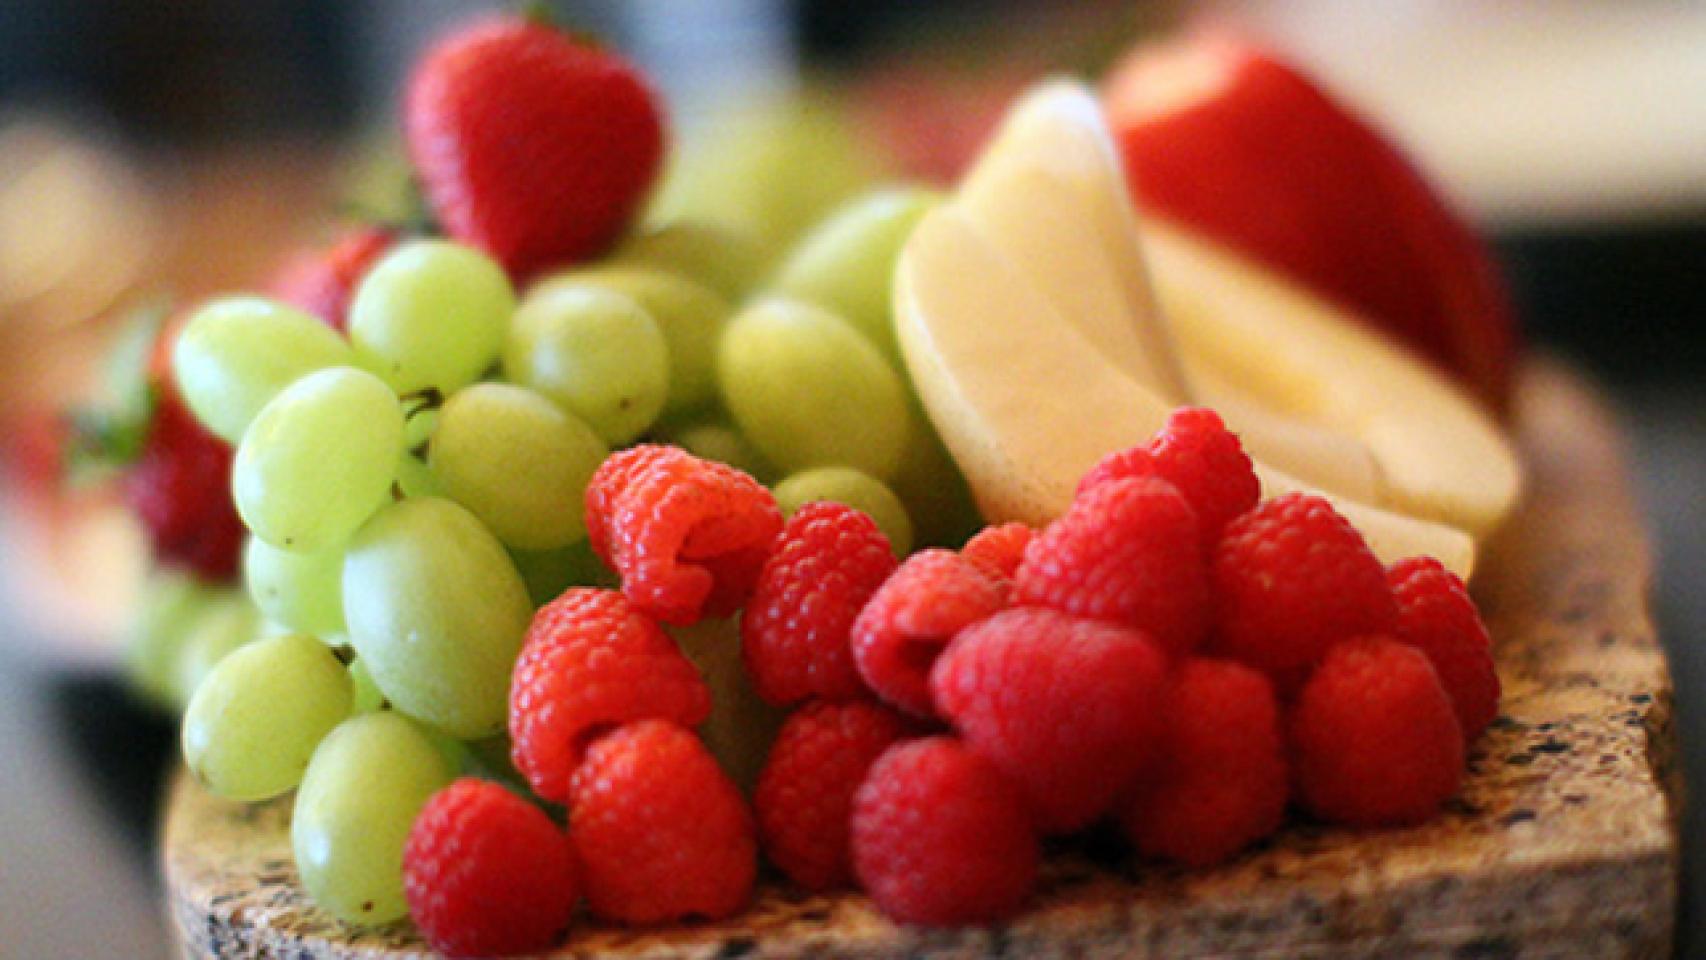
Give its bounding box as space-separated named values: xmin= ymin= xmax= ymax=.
xmin=770 ymin=187 xmax=941 ymax=363
xmin=655 ymin=417 xmax=776 ymax=482
xmin=891 ymin=409 xmax=985 ymax=549
xmin=172 ymin=297 xmax=353 ymax=443
xmin=245 ymin=537 xmax=345 ymax=638
xmin=125 ymin=571 xmax=222 ymax=710
xmin=611 ymin=221 xmax=767 ymax=301
xmin=502 ymin=287 xmax=667 ymax=447
xmin=234 ymin=367 xmax=404 ymax=553
xmin=171 ymin=593 xmax=262 ymax=709
xmin=394 ymin=449 xmax=441 ymax=499
xmin=430 ymin=383 xmax=608 ymax=549
xmin=292 ymin=712 xmax=454 ymax=925
xmin=510 ymin=537 xmax=613 ymax=607
xmin=182 ymin=633 xmax=353 ymax=801
xmin=348 ymin=240 xmax=515 ymax=395
xmin=348 ymin=657 xmax=386 ymax=714
xmin=533 ymin=266 xmax=729 ymax=417
xmin=342 ymin=497 xmax=532 ymax=738
xmin=718 ymin=297 xmax=912 ymax=480
xmin=773 ymin=466 xmax=914 ymax=556
xmin=669 ymin=617 xmax=786 ymax=794
xmin=403 ymin=404 xmax=439 ymax=450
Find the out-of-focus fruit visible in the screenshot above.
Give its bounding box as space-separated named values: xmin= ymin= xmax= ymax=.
xmin=406 ymin=17 xmax=665 ymax=277
xmin=266 ymin=227 xmax=395 ymax=332
xmin=1104 ymin=33 xmax=1518 ymax=412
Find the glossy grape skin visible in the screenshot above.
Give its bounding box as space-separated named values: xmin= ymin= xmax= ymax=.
xmin=770 ymin=187 xmax=941 ymax=363
xmin=718 ymin=297 xmax=912 ymax=480
xmin=233 ymin=367 xmax=404 ymax=553
xmin=291 ymin=712 xmax=454 ymax=925
xmin=347 ymin=240 xmax=515 ymax=395
xmin=182 ymin=633 xmax=353 ymax=801
xmin=502 ymin=285 xmax=668 ymax=447
xmin=172 ymin=297 xmax=353 ymax=443
xmin=532 ymin=265 xmax=730 ymax=418
xmin=244 ymin=537 xmax=345 ymax=638
xmin=430 ymin=382 xmax=608 ymax=549
xmin=341 ymin=497 xmax=532 ymax=738
xmin=773 ymin=465 xmax=914 ymax=556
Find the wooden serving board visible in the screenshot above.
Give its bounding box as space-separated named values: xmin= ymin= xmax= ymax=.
xmin=161 ymin=361 xmax=1679 ymax=959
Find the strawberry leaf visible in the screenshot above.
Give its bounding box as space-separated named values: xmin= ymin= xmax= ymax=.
xmin=65 ymin=298 xmax=171 ymax=481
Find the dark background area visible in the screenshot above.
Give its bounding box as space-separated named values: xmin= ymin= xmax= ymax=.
xmin=0 ymin=2 xmax=1700 ymax=958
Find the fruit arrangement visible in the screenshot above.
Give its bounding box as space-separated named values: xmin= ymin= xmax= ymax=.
xmin=80 ymin=11 xmax=1532 ymax=959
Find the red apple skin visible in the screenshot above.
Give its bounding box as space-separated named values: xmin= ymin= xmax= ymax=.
xmin=1104 ymin=34 xmax=1518 ymax=414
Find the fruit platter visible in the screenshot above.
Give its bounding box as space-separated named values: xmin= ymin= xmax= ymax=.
xmin=62 ymin=12 xmax=1674 ymax=960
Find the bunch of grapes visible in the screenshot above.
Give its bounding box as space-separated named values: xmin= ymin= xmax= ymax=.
xmin=170 ymin=175 xmax=978 ymax=929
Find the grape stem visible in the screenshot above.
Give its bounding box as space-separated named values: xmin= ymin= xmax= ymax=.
xmin=399 ymin=386 xmax=444 ymax=419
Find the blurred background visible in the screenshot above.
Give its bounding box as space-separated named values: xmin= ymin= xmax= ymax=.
xmin=0 ymin=1 xmax=1700 ymax=957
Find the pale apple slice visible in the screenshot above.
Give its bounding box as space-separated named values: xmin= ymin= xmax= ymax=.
xmin=896 ymin=205 xmax=1477 ymax=576
xmin=954 ymin=81 xmax=1384 ymax=504
xmin=1142 ymin=216 xmax=1521 ymax=537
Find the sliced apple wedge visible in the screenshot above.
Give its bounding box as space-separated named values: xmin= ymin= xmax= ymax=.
xmin=1142 ymin=217 xmax=1520 ymax=537
xmin=954 ymin=82 xmax=1388 ymax=506
xmin=895 ymin=206 xmax=1478 ymax=576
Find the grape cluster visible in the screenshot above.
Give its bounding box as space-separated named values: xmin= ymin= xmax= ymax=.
xmin=166 ymin=183 xmax=977 ymax=937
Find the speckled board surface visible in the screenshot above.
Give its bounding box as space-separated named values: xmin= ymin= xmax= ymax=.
xmin=161 ymin=361 xmax=1679 ymax=959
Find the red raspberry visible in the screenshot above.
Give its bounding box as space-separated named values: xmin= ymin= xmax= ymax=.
xmin=851 ymin=737 xmax=1038 ymax=926
xmin=569 ymin=721 xmax=756 ymax=925
xmin=1014 ymin=476 xmax=1209 ymax=656
xmin=931 ymin=607 xmax=1169 ymax=833
xmin=403 ymin=778 xmax=578 ymax=957
xmin=1077 ymin=407 xmax=1260 ymax=550
xmin=509 ymin=588 xmax=711 ymax=803
xmin=123 ymin=388 xmax=244 ymax=580
xmin=586 ymin=445 xmax=783 ymax=625
xmin=754 ymin=700 xmax=916 ymax=891
xmin=1291 ymin=636 xmax=1465 ymax=826
xmin=850 ymin=550 xmax=1005 ymax=718
xmin=960 ymin=522 xmax=1034 ymax=584
xmin=1389 ymin=557 xmax=1500 ymax=742
xmin=741 ymin=503 xmax=896 ymax=706
xmin=1120 ymin=659 xmax=1287 ymax=867
xmin=266 ymin=227 xmax=394 ymax=331
xmin=1211 ymin=492 xmax=1398 ymax=674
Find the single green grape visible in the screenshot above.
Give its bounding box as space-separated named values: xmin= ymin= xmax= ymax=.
xmin=718 ymin=297 xmax=912 ymax=480
xmin=245 ymin=537 xmax=345 ymax=638
xmin=292 ymin=712 xmax=453 ymax=925
xmin=509 ymin=539 xmax=613 ymax=608
xmin=655 ymin=417 xmax=776 ymax=482
xmin=172 ymin=297 xmax=353 ymax=443
xmin=125 ymin=571 xmax=223 ymax=710
xmin=342 ymin=497 xmax=532 ymax=738
xmin=394 ymin=449 xmax=441 ymax=499
xmin=233 ymin=367 xmax=403 ymax=553
xmin=669 ymin=617 xmax=786 ymax=794
xmin=770 ymin=186 xmax=941 ymax=363
xmin=610 ymin=221 xmax=767 ymax=301
xmin=348 ymin=656 xmax=387 ymax=714
xmin=182 ymin=633 xmax=353 ymax=801
xmin=430 ymin=382 xmax=608 ymax=549
xmin=532 ymin=266 xmax=729 ymax=417
xmin=502 ymin=286 xmax=667 ymax=447
xmin=773 ymin=465 xmax=914 ymax=556
xmin=348 ymin=240 xmax=515 ymax=395
xmin=170 ymin=593 xmax=262 ymax=709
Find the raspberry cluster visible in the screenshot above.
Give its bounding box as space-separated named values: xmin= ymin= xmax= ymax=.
xmin=411 ymin=414 xmax=1498 ymax=950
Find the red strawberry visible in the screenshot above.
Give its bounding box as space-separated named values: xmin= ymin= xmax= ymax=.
xmin=405 ymin=17 xmax=666 ymax=278
xmin=124 ymin=387 xmax=244 ymax=581
xmin=266 ymin=227 xmax=394 ymax=331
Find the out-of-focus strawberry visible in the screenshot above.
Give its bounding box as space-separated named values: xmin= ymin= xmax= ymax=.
xmin=405 ymin=17 xmax=665 ymax=278
xmin=266 ymin=227 xmax=395 ymax=331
